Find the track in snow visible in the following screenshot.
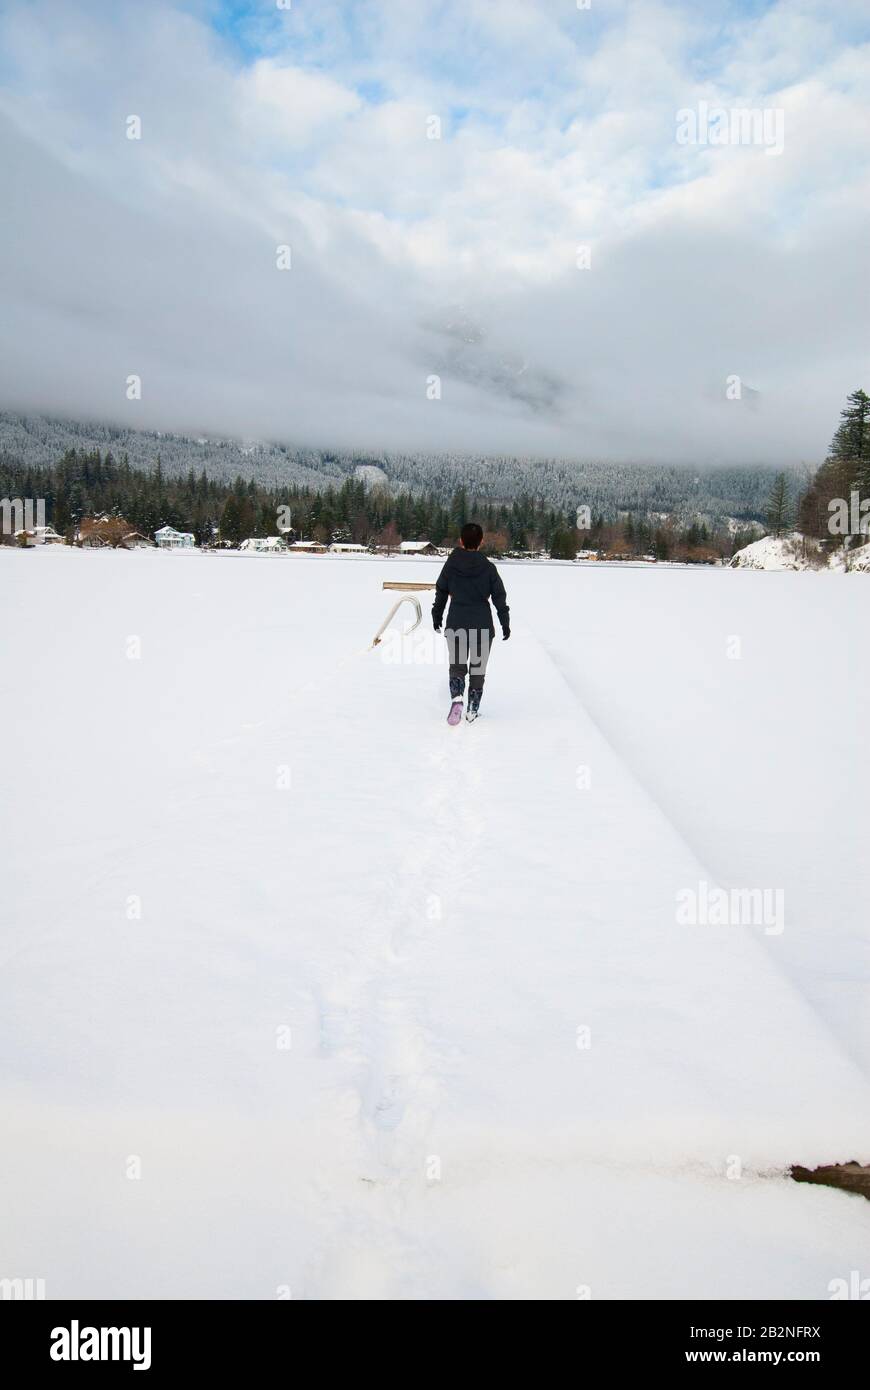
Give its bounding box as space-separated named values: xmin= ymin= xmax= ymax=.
xmin=2 ymin=549 xmax=870 ymax=1299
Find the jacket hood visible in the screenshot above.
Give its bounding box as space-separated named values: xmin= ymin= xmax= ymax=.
xmin=450 ymin=546 xmax=489 ymax=574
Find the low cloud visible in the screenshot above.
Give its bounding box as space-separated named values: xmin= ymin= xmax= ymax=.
xmin=0 ymin=0 xmax=867 ymax=463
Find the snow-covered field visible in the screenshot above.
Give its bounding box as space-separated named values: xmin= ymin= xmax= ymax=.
xmin=2 ymin=547 xmax=869 ymax=1300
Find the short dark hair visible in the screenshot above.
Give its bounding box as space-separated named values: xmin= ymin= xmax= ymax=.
xmin=460 ymin=522 xmax=483 ymax=550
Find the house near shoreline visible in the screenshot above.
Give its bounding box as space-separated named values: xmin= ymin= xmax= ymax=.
xmin=12 ymin=524 xmax=65 ymax=546
xmin=154 ymin=525 xmax=195 ymax=550
xmin=77 ymin=515 xmax=154 ymax=549
xmin=398 ymin=539 xmax=438 ymax=556
xmin=240 ymin=536 xmax=286 ymax=553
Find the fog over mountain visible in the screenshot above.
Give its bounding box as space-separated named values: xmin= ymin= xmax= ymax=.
xmin=0 ymin=409 xmax=797 ymax=522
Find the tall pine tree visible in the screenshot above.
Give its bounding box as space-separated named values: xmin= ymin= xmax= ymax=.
xmin=765 ymin=472 xmax=791 ymax=536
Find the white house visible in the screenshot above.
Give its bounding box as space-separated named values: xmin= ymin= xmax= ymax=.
xmin=398 ymin=540 xmax=438 ymax=555
xmin=154 ymin=526 xmax=195 ymax=549
xmin=240 ymin=536 xmax=286 ymax=553
xmin=14 ymin=524 xmax=65 ymax=545
xmin=329 ymin=542 xmax=368 ymax=554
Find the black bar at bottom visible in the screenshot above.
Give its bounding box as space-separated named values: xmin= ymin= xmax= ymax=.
xmin=2 ymin=1298 xmax=865 ymax=1374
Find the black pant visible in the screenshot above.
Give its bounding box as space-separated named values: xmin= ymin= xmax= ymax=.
xmin=445 ymin=627 xmax=492 ymax=695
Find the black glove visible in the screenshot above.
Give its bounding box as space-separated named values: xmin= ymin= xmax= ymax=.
xmin=433 ymin=621 xmax=442 ymax=633
xmin=502 ymin=628 xmax=510 ymax=641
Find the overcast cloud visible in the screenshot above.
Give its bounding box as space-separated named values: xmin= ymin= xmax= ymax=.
xmin=0 ymin=0 xmax=868 ymax=463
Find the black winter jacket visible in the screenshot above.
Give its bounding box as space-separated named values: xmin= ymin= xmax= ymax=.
xmin=432 ymin=548 xmax=510 ymax=636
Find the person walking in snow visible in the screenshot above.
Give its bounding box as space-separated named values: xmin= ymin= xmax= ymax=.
xmin=432 ymin=522 xmax=510 ymax=724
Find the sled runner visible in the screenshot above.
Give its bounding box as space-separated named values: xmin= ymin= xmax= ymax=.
xmin=370 ymin=580 xmax=435 ymax=647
